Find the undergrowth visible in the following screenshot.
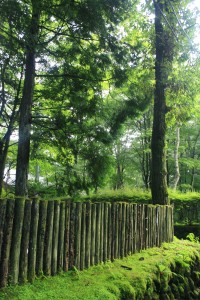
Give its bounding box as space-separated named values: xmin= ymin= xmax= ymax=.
xmin=82 ymin=187 xmax=200 ymax=204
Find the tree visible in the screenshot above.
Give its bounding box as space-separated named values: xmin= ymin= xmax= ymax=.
xmin=165 ymin=51 xmax=200 ymax=190
xmin=8 ymin=0 xmax=133 ymax=196
xmin=151 ymin=0 xmax=177 ymax=205
xmin=133 ymin=108 xmax=153 ymax=190
xmin=151 ymin=0 xmax=200 ymax=203
xmin=1 ymin=0 xmax=199 ymax=198
xmin=15 ymin=0 xmax=40 ymax=196
xmin=0 ymin=0 xmax=25 ymax=195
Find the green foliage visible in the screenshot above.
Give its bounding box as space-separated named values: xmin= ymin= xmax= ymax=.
xmin=169 ymin=189 xmax=200 ymax=203
xmin=84 ymin=187 xmax=151 ymax=203
xmin=186 ymin=233 xmax=199 ymax=243
xmin=0 ymin=0 xmax=200 ymax=198
xmin=81 ymin=188 xmax=200 ymax=204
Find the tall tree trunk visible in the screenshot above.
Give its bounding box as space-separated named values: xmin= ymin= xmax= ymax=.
xmin=173 ymin=127 xmax=180 ymax=190
xmin=151 ymin=0 xmax=170 ymax=205
xmin=116 ymin=163 xmax=124 ymax=190
xmin=0 ymin=69 xmax=23 ymax=196
xmin=35 ymin=164 xmax=40 ymax=183
xmin=191 ymin=167 xmax=195 ymax=191
xmin=15 ymin=1 xmax=40 ymax=197
xmin=142 ymin=114 xmax=152 ymax=190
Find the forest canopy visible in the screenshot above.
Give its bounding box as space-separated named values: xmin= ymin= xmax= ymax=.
xmin=0 ymin=0 xmax=200 ymax=202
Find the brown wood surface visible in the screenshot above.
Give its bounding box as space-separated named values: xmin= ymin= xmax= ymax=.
xmin=0 ymin=199 xmax=15 ymax=287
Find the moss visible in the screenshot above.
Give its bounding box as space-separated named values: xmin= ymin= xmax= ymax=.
xmin=113 ymin=280 xmax=136 ymax=299
xmin=193 ymin=271 xmax=200 ymax=283
xmin=106 ymin=284 xmax=121 ymax=298
xmin=1 ymin=239 xmax=200 ymax=299
xmin=159 ymin=293 xmax=170 ymax=300
xmin=171 ymin=283 xmax=180 ymax=299
xmin=188 ymin=277 xmax=195 ymax=290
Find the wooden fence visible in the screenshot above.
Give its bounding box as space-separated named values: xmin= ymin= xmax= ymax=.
xmin=0 ymin=199 xmax=174 ymax=287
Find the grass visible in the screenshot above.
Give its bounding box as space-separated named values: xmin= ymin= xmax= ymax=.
xmin=83 ymin=187 xmax=151 ymax=203
xmin=3 ymin=186 xmax=200 ymax=204
xmin=83 ymin=187 xmax=200 ymax=204
xmin=169 ymin=189 xmax=200 ymax=203
xmin=1 ymin=238 xmax=200 ymax=300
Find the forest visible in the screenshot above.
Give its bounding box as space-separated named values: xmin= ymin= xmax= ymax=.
xmin=0 ymin=0 xmax=200 ymax=204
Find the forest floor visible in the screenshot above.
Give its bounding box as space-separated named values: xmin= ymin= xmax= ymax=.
xmin=0 ymin=238 xmax=200 ymax=299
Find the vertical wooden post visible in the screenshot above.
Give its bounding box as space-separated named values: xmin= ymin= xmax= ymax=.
xmin=43 ymin=200 xmax=54 ymax=276
xmin=111 ymin=203 xmax=116 ymax=261
xmin=0 ymin=199 xmax=15 ymax=287
xmin=19 ymin=199 xmax=32 ymax=283
xmin=9 ymin=197 xmax=25 ymax=285
xmin=52 ymin=201 xmax=60 ymax=275
xmin=133 ymin=204 xmax=137 ymax=253
xmin=69 ymin=202 xmax=76 ymax=269
xmin=159 ymin=206 xmax=163 ymax=245
xmin=114 ymin=203 xmax=119 ymax=259
xmin=28 ymin=197 xmax=39 ymax=283
xmin=121 ymin=203 xmax=126 ymax=258
xmin=125 ymin=204 xmax=129 ymax=255
xmin=165 ymin=206 xmax=169 ymax=243
xmin=36 ymin=200 xmax=48 ymax=276
xmin=142 ymin=205 xmax=146 ymax=249
xmin=103 ymin=203 xmax=108 ymax=262
xmin=163 ymin=206 xmax=166 ymax=243
xmin=85 ymin=202 xmax=91 ymax=268
xmin=75 ymin=202 xmax=82 ymax=270
xmin=171 ymin=206 xmax=174 ymax=241
xmin=107 ymin=203 xmax=112 ymax=261
xmin=153 ymin=206 xmax=157 ymax=247
xmin=63 ymin=201 xmax=70 ymax=272
xmin=100 ymin=203 xmax=104 ymax=263
xmin=148 ymin=207 xmax=152 ymax=248
xmin=80 ymin=203 xmax=86 ymax=270
xmin=156 ymin=206 xmax=160 ymax=246
xmin=128 ymin=204 xmax=133 ymax=254
xmin=57 ymin=201 xmax=66 ymax=272
xmin=95 ymin=203 xmax=101 ymax=265
xmin=146 ymin=205 xmax=150 ymax=249
xmin=90 ymin=204 xmax=96 ymax=266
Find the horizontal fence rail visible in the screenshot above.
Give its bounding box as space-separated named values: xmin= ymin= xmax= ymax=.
xmin=0 ymin=199 xmax=174 ymax=287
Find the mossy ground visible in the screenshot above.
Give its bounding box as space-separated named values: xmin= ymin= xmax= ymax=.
xmin=1 ymin=239 xmax=200 ymax=300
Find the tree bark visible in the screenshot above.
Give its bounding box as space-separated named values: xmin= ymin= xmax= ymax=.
xmin=0 ymin=64 xmax=23 ymax=196
xmin=151 ymin=0 xmax=170 ymax=205
xmin=141 ymin=113 xmax=152 ymax=190
xmin=15 ymin=1 xmax=40 ymax=197
xmin=173 ymin=127 xmax=180 ymax=190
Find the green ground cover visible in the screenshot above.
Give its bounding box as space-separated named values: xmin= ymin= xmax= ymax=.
xmin=1 ymin=239 xmax=200 ymax=300
xmin=82 ymin=188 xmax=200 ymax=204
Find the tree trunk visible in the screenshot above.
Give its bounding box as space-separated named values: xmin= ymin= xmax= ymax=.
xmin=141 ymin=130 xmax=151 ymax=190
xmin=15 ymin=1 xmax=40 ymax=197
xmin=35 ymin=164 xmax=40 ymax=183
xmin=115 ymin=163 xmax=124 ymax=190
xmin=191 ymin=167 xmax=195 ymax=191
xmin=173 ymin=127 xmax=180 ymax=190
xmin=151 ymin=0 xmax=170 ymax=205
xmin=0 ymin=64 xmax=23 ymax=195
